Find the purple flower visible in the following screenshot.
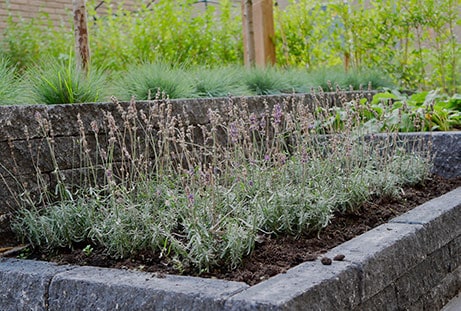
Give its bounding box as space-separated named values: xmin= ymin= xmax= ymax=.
xmin=187 ymin=193 xmax=195 ymax=204
xmin=272 ymin=103 xmax=282 ymax=125
xmin=34 ymin=111 xmax=42 ymax=123
xmin=259 ymin=113 xmax=266 ymax=131
xmin=90 ymin=120 xmax=99 ymax=134
xmin=249 ymin=113 xmax=258 ymax=131
xmin=279 ymin=154 xmax=287 ymax=165
xmin=105 ymin=169 xmax=115 ymax=186
xmin=301 ymin=152 xmax=309 ymax=163
xmin=264 ymin=154 xmax=270 ymax=161
xmin=229 ymin=121 xmax=238 ymax=143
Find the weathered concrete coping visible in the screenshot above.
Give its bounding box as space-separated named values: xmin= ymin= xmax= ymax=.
xmin=1 ymin=186 xmax=460 ymax=310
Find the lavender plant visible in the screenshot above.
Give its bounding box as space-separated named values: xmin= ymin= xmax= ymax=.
xmin=11 ymin=92 xmax=432 ymax=272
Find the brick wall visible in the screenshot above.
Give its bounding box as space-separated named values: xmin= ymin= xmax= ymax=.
xmin=0 ymin=1 xmax=290 ymax=36
xmin=0 ymin=0 xmax=234 ymax=33
xmin=0 ymin=0 xmax=157 ymax=34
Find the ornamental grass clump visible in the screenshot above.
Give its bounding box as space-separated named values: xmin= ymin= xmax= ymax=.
xmin=25 ymin=57 xmax=108 ymax=105
xmin=305 ymin=67 xmax=394 ymax=92
xmin=191 ymin=66 xmax=249 ymax=98
xmin=11 ymin=91 xmax=432 ymax=272
xmin=241 ymin=66 xmax=292 ymax=95
xmin=114 ymin=62 xmax=195 ymax=100
xmin=0 ymin=58 xmax=24 ymax=105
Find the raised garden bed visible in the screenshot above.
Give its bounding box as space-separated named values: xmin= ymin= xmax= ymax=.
xmin=0 ymin=93 xmax=460 ymax=310
xmin=0 ymin=182 xmax=460 ymax=310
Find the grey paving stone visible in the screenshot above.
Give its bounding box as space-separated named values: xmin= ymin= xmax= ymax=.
xmin=442 ymin=289 xmax=461 ymax=311
xmin=421 ymin=265 xmax=461 ymax=311
xmin=390 ymin=187 xmax=461 ymax=226
xmin=0 ymin=258 xmax=74 ymax=311
xmin=394 ymin=244 xmax=452 ymax=307
xmin=224 ymin=260 xmax=361 ymax=311
xmin=48 ymin=266 xmax=249 ymax=311
xmin=389 ymin=188 xmax=461 ymax=263
xmin=323 ymin=222 xmax=425 ymax=302
xmin=389 ymin=188 xmax=461 ymax=252
xmin=357 ymin=285 xmax=398 ymax=311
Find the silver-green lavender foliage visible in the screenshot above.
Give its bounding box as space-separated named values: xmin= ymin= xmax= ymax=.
xmin=12 ymin=95 xmax=432 ymax=272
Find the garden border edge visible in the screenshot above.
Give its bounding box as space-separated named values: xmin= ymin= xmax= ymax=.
xmin=1 ymin=186 xmax=460 ymax=310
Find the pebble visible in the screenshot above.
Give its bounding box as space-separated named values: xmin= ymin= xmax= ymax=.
xmin=333 ymin=254 xmax=346 ymax=261
xmin=321 ymin=257 xmax=332 ymax=265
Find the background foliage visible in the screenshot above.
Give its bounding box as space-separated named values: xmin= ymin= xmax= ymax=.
xmin=0 ymin=0 xmax=460 ymax=93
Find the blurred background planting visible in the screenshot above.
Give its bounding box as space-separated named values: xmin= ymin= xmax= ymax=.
xmin=0 ymin=0 xmax=460 ymax=93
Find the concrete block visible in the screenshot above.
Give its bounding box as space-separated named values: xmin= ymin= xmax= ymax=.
xmin=324 ymin=222 xmax=425 ymax=302
xmin=0 ymin=105 xmax=48 ymax=141
xmin=0 ymin=258 xmax=73 ymax=311
xmin=418 ymin=265 xmax=461 ymax=311
xmin=395 ymin=244 xmax=452 ymax=307
xmin=449 ymin=235 xmax=461 ymax=271
xmin=430 ymin=132 xmax=461 ymax=179
xmin=390 ymin=186 xmax=461 ymax=224
xmin=357 ymin=285 xmax=398 ymax=311
xmin=396 ymin=132 xmax=461 ymax=178
xmin=48 ymin=266 xmax=249 ymax=311
xmin=390 ymin=188 xmax=461 ymax=254
xmin=225 ymin=260 xmax=361 ymax=311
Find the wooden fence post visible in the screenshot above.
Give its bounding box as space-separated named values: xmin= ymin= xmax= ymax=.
xmin=253 ymin=0 xmax=275 ymax=67
xmin=242 ymin=0 xmax=256 ymax=67
xmin=72 ymin=0 xmax=90 ymax=73
xmin=242 ymin=0 xmax=275 ymax=68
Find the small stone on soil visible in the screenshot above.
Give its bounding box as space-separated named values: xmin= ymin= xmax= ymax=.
xmin=321 ymin=257 xmax=332 ymax=265
xmin=333 ymin=254 xmax=345 ymax=261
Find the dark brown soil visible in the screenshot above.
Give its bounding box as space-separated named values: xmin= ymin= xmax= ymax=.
xmin=1 ymin=175 xmax=461 ymax=286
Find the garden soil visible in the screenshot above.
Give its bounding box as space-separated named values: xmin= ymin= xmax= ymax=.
xmin=1 ymin=175 xmax=461 ymax=286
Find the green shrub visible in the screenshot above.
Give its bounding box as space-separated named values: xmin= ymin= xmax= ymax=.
xmin=305 ymin=67 xmax=395 ymax=91
xmin=317 ymin=89 xmax=461 ymax=133
xmin=1 ymin=14 xmax=72 ymax=70
xmin=274 ymin=0 xmax=339 ymax=69
xmin=1 ymin=0 xmax=459 ymax=92
xmin=274 ymin=0 xmax=461 ymax=92
xmin=86 ymin=0 xmax=242 ymax=71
